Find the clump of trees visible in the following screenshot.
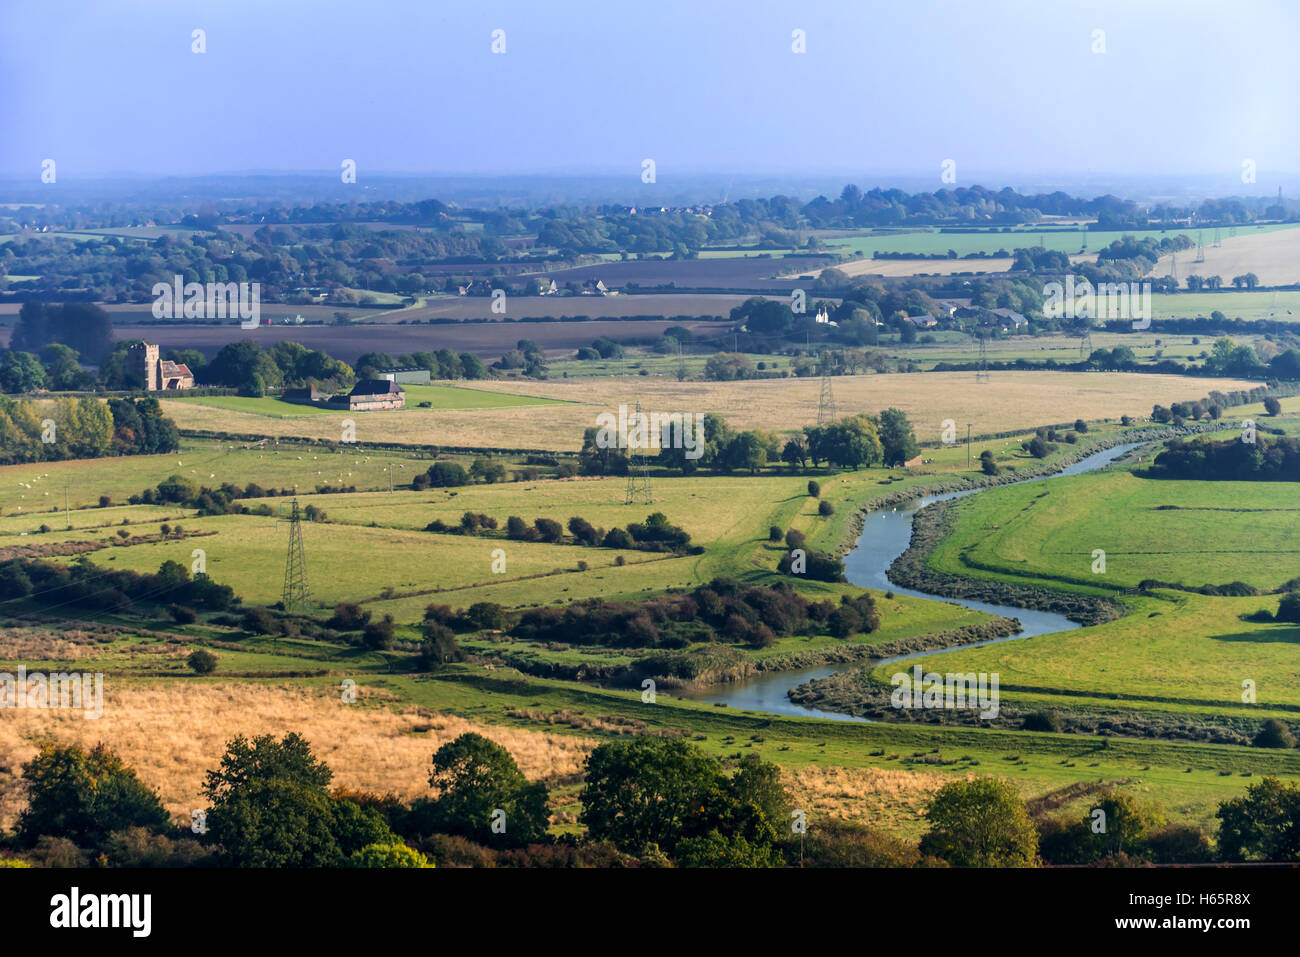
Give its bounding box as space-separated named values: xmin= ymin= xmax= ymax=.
xmin=1150 ymin=435 xmax=1300 ymax=482
xmin=0 ymin=396 xmax=178 ymax=465
xmin=511 ymin=577 xmax=874 ymax=649
xmin=0 ymin=557 xmax=235 ymax=614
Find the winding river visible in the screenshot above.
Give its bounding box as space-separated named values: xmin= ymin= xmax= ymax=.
xmin=678 ymin=441 xmax=1149 ymax=722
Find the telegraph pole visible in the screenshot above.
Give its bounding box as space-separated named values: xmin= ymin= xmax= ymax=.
xmin=967 ymin=423 xmax=972 ymax=467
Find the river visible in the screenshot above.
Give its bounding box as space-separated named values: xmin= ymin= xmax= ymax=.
xmin=678 ymin=441 xmax=1149 ymax=722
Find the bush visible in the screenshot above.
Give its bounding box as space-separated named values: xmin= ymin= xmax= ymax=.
xmin=1277 ymin=592 xmax=1300 ymax=624
xmin=170 ymin=604 xmax=198 ymax=624
xmin=1254 ymin=718 xmax=1296 ymax=749
xmin=817 ymin=500 xmax=834 ymax=516
xmin=1022 ymin=710 xmax=1062 ymax=733
xmin=241 ymin=607 xmax=279 ymax=635
xmin=348 ymin=842 xmax=432 ymax=868
xmin=187 ymin=649 xmax=219 ymax=674
xmin=425 ymin=461 xmax=470 ymax=488
xmin=1074 ymin=418 xmax=1088 ymax=433
xmin=1264 ymin=397 xmax=1282 ymax=416
xmin=807 ymin=480 xmax=821 ymax=497
xmin=363 ymin=615 xmax=396 ymax=650
xmin=768 ymin=525 xmax=782 ymax=542
xmin=328 ymin=602 xmax=371 ymax=630
xmin=785 ymin=528 xmax=806 ymax=550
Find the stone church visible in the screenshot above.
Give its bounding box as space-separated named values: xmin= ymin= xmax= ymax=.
xmin=128 ymin=342 xmax=195 ymax=391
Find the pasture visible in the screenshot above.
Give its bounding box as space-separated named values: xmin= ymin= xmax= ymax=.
xmin=927 ymin=469 xmax=1300 ymax=592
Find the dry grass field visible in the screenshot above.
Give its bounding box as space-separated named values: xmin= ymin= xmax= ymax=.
xmin=1151 ymin=227 xmax=1300 ymax=287
xmin=0 ymin=681 xmax=594 ymax=829
xmin=160 ymin=371 xmax=1262 ymax=450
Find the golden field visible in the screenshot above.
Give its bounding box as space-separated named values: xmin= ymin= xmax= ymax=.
xmin=0 ymin=681 xmax=593 ymax=829
xmin=158 ymin=371 xmax=1263 ymax=451
xmin=1151 ymin=226 xmax=1300 ymax=288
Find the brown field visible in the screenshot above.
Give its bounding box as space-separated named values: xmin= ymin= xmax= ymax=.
xmin=0 ymin=681 xmax=593 ymax=829
xmin=1152 ymin=227 xmax=1300 ymax=287
xmin=158 ymin=371 xmax=1263 ymax=451
xmin=0 ymin=316 xmax=736 ymax=364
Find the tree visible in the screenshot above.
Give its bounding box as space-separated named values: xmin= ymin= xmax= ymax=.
xmin=919 ymin=778 xmax=1039 ymax=867
xmin=1217 ymin=776 xmax=1300 ymax=861
xmin=1277 ymin=592 xmax=1300 ymax=624
xmin=417 ymin=621 xmax=463 ymax=670
xmin=0 ymin=350 xmax=46 ymax=393
xmin=17 ymin=743 xmax=170 ymax=851
xmin=579 ymin=738 xmax=726 ymax=854
xmin=201 ymin=733 xmax=390 ymax=867
xmin=421 ymin=733 xmax=549 ymax=845
xmin=1264 ymin=397 xmax=1283 ymax=417
xmin=877 ymin=408 xmax=920 ymax=467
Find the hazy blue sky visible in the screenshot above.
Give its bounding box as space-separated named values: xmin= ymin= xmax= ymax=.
xmin=2 ymin=0 xmax=1297 ymax=185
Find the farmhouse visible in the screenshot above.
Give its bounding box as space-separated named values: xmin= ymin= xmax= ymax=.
xmin=990 ymin=307 xmax=1027 ymax=329
xmin=583 ymin=278 xmax=611 ymax=296
xmin=127 ymin=342 xmax=194 ymax=391
xmin=905 ymin=314 xmax=938 ymax=328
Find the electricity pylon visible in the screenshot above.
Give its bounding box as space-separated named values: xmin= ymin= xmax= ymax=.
xmin=624 ymin=401 xmax=653 ymax=505
xmin=816 ymin=351 xmax=837 ymax=425
xmin=975 ymin=335 xmax=991 ymax=382
xmin=281 ymin=498 xmax=311 ymax=611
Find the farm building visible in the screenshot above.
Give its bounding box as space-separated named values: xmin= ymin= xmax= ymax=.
xmin=127 ymin=342 xmax=194 ymax=391
xmin=905 ymin=314 xmax=938 ymax=328
xmin=332 ymin=379 xmax=406 ymax=411
xmin=282 ymin=379 xmax=405 ymax=411
xmin=374 ymin=367 xmax=432 ymax=385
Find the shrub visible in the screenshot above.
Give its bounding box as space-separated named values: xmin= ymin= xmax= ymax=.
xmin=817 ymin=500 xmax=834 ymax=516
xmin=1254 ymin=718 xmax=1296 ymax=749
xmin=768 ymin=525 xmax=782 ymax=542
xmin=1264 ymin=397 xmax=1282 ymax=416
xmin=807 ymin=480 xmax=821 ymax=497
xmin=187 ymin=649 xmax=219 ymax=674
xmin=169 ymin=604 xmax=198 ymax=624
xmin=1074 ymin=418 xmax=1088 ymax=433
xmin=1022 ymin=710 xmax=1063 ymax=733
xmin=241 ymin=607 xmax=278 ymax=635
xmin=1276 ymin=592 xmax=1300 ymax=624
xmin=785 ymin=528 xmax=806 ymax=550
xmin=363 ymin=615 xmax=396 ymax=650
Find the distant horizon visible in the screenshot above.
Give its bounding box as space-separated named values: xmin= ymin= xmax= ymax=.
xmin=3 ymin=169 xmax=1298 ymax=210
xmin=4 ymin=0 xmax=1297 ymax=190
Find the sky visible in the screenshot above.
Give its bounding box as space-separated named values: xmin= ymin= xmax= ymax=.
xmin=1 ymin=0 xmax=1297 ymax=190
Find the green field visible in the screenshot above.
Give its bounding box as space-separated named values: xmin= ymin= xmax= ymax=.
xmin=815 ymin=223 xmax=1300 ymax=260
xmin=170 ymin=383 xmax=568 ymax=418
xmin=927 ymin=469 xmax=1300 ymax=593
